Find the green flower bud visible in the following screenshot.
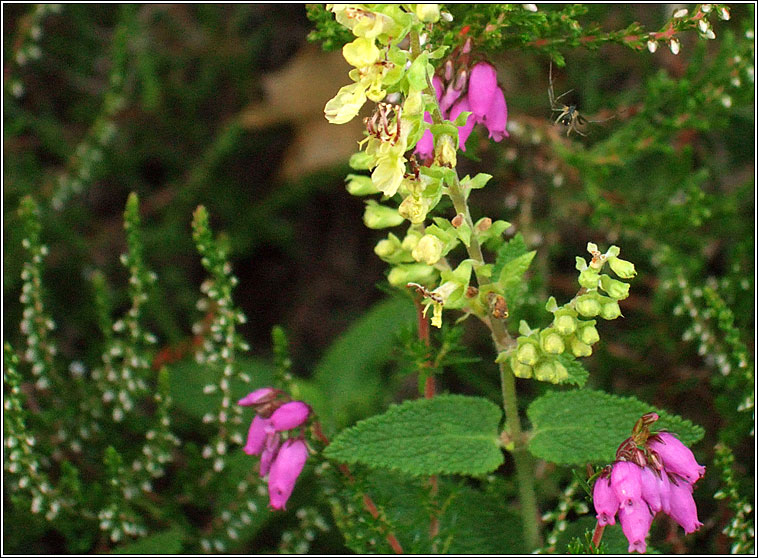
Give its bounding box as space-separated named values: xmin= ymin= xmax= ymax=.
xmin=510 ymin=354 xmax=533 ymax=379
xmin=540 ymin=328 xmax=565 ymax=355
xmin=436 ymin=134 xmax=457 ymax=167
xmin=608 ymin=256 xmax=637 ymax=279
xmin=415 ymin=3 xmax=441 ymax=22
xmin=387 ymin=263 xmax=437 ymax=287
xmin=412 ymin=234 xmax=444 ymax=265
xmin=569 ymin=336 xmax=593 ymax=357
xmin=577 ymin=321 xmax=600 ymax=345
xmin=346 ymin=174 xmax=379 ymax=196
xmin=374 ymin=234 xmax=405 ymax=263
xmin=552 ymin=360 xmax=569 ymax=383
xmin=364 ymin=201 xmax=404 ymax=229
xmin=575 ymin=294 xmax=602 ymax=317
xmin=534 ymin=360 xmax=556 ymax=383
xmin=599 ymin=300 xmax=622 ymax=320
xmin=401 ymin=230 xmax=422 ymax=251
xmin=516 ymin=338 xmax=540 ymax=366
xmin=599 ymin=275 xmax=630 ymax=300
xmin=349 ymin=151 xmax=374 ymax=170
xmin=578 ymin=268 xmax=600 ymax=289
xmin=398 ymin=194 xmax=430 ymax=224
xmin=553 ymin=310 xmax=577 ymax=336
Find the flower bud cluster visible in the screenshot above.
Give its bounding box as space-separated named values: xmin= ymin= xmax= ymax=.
xmin=594 ymin=414 xmax=705 ymax=553
xmin=503 ymin=243 xmax=635 ymax=383
xmin=239 ymin=388 xmax=311 ymax=510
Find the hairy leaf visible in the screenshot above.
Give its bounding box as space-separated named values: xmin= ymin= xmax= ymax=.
xmin=492 ymin=232 xmax=529 ymax=279
xmin=557 ymin=353 xmax=589 ymax=387
xmin=327 ymin=467 xmax=524 ymax=554
xmin=528 ymin=389 xmax=705 ymax=465
xmin=324 ymin=395 xmax=503 ymax=476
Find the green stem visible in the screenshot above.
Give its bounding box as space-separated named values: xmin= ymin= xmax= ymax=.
xmin=409 ymin=28 xmax=541 ymax=550
xmin=499 ymin=359 xmax=541 ymax=550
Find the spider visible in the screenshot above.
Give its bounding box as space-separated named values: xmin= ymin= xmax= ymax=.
xmin=548 ymin=62 xmax=613 ymax=137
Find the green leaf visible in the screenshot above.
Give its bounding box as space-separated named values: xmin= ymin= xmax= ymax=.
xmin=406 ymin=52 xmax=430 ymax=91
xmin=324 ymin=395 xmax=503 ymax=476
xmin=556 ymin=353 xmax=589 ymax=387
xmin=498 ymin=250 xmax=536 ymax=288
xmin=312 ymin=297 xmax=416 ymax=431
xmin=328 ymin=467 xmax=524 ymax=554
xmin=527 ymin=389 xmax=705 ymax=465
xmin=111 ymin=526 xmax=185 ymax=554
xmin=492 ymin=233 xmax=528 ymax=280
xmin=466 ymin=172 xmax=493 ymax=190
xmin=451 ymin=110 xmax=472 ymax=128
xmin=456 ymin=222 xmax=472 ymax=247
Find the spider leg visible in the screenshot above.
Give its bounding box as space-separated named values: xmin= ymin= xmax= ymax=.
xmin=585 ymin=114 xmax=617 ymax=124
xmin=553 ymin=88 xmax=574 ymax=104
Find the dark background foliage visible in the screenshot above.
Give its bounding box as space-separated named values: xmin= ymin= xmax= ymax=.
xmin=3 ymin=4 xmax=754 ymax=554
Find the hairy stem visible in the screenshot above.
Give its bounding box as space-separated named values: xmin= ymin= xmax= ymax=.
xmin=409 ymin=28 xmax=541 ymax=550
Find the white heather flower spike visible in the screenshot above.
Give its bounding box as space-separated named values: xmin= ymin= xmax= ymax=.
xmin=647 ymin=40 xmax=658 ymax=53
xmin=523 ymin=4 xmax=538 ymax=12
xmin=673 ymin=8 xmax=688 ymax=18
xmin=670 ymin=39 xmax=681 ymax=55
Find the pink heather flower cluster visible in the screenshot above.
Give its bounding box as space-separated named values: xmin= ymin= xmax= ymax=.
xmin=238 ymin=387 xmax=311 ymax=510
xmin=594 ymin=430 xmax=705 ymax=553
xmin=415 ymin=60 xmax=508 ymax=161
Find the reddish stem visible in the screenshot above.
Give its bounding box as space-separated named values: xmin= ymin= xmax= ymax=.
xmin=412 ymin=298 xmax=439 ymax=543
xmin=414 ymin=299 xmax=436 ymax=398
xmin=591 ymin=521 xmax=605 ymax=550
xmin=312 ymin=420 xmax=404 ymax=554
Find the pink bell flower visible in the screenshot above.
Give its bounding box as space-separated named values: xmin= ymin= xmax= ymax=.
xmin=611 ymin=461 xmax=643 ymax=508
xmin=478 ymin=86 xmax=508 ymax=141
xmin=243 ymin=415 xmax=271 ymax=456
xmin=593 ymin=474 xmax=619 ymax=526
xmin=268 ymin=439 xmax=309 ymax=510
xmin=432 ymin=75 xmax=444 ymax=103
xmin=639 ymin=466 xmax=664 ymax=514
xmin=270 ymin=401 xmax=311 ymax=431
xmin=647 ymin=432 xmax=706 ymax=484
xmin=618 ymin=499 xmax=653 ymax=554
xmin=259 ymin=431 xmax=282 ymax=477
xmin=667 ymin=476 xmax=703 ymax=534
xmin=238 ymin=387 xmax=277 ymax=406
xmin=467 ymin=62 xmax=499 ymax=117
xmin=449 ymin=97 xmax=475 ymax=151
